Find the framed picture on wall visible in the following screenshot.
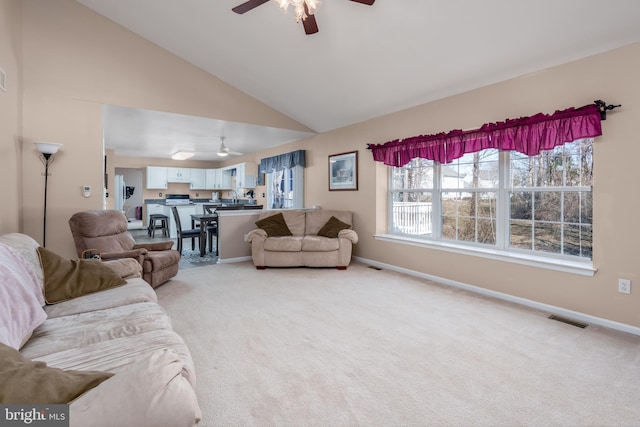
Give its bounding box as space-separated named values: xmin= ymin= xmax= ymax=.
xmin=328 ymin=151 xmax=358 ymax=191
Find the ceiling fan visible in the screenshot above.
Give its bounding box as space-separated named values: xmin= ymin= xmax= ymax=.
xmin=232 ymin=0 xmax=375 ymax=35
xmin=216 ymin=137 xmax=243 ymax=157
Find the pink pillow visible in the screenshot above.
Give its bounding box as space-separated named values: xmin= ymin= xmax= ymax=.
xmin=0 ymin=243 xmax=47 ymax=349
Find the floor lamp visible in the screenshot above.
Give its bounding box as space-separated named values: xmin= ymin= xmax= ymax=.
xmin=34 ymin=141 xmax=63 ymax=247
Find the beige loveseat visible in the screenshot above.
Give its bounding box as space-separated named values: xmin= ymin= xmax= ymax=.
xmin=245 ymin=209 xmax=358 ymax=269
xmin=0 ymin=233 xmax=201 ymax=426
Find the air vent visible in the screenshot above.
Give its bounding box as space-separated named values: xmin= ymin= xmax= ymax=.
xmin=0 ymin=68 xmax=6 ymax=92
xmin=548 ymin=315 xmax=588 ymax=329
xmin=368 ymin=265 xmax=382 ymax=271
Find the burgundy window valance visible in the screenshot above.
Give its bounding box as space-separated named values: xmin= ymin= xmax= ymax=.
xmin=367 ymin=104 xmax=603 ymax=167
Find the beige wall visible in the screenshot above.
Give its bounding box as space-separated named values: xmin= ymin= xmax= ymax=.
xmin=231 ymin=44 xmax=640 ymax=328
xmin=302 ymin=44 xmax=640 ymax=328
xmin=20 ymin=0 xmax=311 ymax=257
xmin=6 ymin=0 xmax=640 ymax=328
xmin=0 ymin=0 xmax=22 ymax=233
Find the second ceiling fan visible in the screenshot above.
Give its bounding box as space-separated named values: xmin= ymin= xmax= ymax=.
xmin=216 ymin=137 xmax=243 ymax=157
xmin=232 ymin=0 xmax=375 ymax=35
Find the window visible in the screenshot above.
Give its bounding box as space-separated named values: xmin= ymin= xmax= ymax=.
xmin=266 ymin=165 xmax=304 ymax=209
xmin=389 ymin=139 xmax=593 ymax=260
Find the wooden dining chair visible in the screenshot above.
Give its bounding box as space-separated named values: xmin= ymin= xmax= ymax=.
xmin=201 ymin=205 xmax=219 ymax=254
xmin=170 ymin=206 xmax=200 ymax=255
xmin=203 ymin=203 xmax=221 ymax=214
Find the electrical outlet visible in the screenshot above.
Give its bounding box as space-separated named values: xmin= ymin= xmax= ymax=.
xmin=159 ymin=192 xmax=162 ymax=197
xmin=618 ymin=279 xmax=631 ymax=294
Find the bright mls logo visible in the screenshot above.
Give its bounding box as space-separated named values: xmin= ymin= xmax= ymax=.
xmin=1 ymin=405 xmax=69 ymax=426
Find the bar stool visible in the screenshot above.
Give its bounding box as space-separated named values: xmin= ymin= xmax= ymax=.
xmin=148 ymin=214 xmax=170 ymax=238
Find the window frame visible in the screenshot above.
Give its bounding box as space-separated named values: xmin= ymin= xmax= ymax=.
xmin=383 ymin=140 xmax=595 ymax=276
xmin=266 ymin=165 xmax=304 ymax=209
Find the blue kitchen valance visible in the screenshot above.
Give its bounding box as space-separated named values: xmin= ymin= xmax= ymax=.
xmin=259 ymin=149 xmax=306 ymax=173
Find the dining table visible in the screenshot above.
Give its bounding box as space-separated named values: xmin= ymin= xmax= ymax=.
xmin=190 ymin=213 xmax=218 ymax=257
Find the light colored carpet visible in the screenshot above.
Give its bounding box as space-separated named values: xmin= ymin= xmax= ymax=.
xmin=156 ymin=261 xmax=640 ymax=427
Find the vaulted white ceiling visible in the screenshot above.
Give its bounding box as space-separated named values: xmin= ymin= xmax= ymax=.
xmin=77 ymin=0 xmax=640 ymax=159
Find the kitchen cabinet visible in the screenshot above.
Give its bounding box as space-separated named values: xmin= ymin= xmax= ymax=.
xmin=219 ymin=169 xmax=232 ymax=189
xmin=206 ymin=168 xmax=231 ymax=189
xmin=205 ymin=169 xmax=216 ymax=189
xmin=167 ymin=167 xmax=191 ymax=183
xmin=205 ymin=169 xmax=220 ymax=189
xmin=146 ymin=167 xmax=168 ymax=189
xmin=239 ymin=174 xmax=257 ymax=189
xmin=224 ymin=162 xmax=257 ymax=189
xmin=190 ymin=169 xmax=207 ymax=190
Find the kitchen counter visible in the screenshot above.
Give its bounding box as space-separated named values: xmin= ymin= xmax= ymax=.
xmin=143 ymin=199 xmax=250 ymax=206
xmin=144 ymin=200 xmax=259 ymax=244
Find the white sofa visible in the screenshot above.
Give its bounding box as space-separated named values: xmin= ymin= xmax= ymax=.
xmin=245 ymin=209 xmax=358 ymax=269
xmin=0 ymin=233 xmax=201 ymax=426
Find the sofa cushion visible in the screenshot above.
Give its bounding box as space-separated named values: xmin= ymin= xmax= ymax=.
xmin=305 ymin=210 xmax=353 ymax=235
xmin=44 ymin=279 xmax=157 ymax=319
xmin=0 ymin=243 xmax=47 ymax=350
xmin=38 ymin=247 xmax=126 ymax=304
xmin=68 ymin=210 xmax=137 ymax=255
xmin=33 ymin=329 xmax=197 ymax=389
xmin=103 ymin=258 xmax=142 ymax=279
xmin=263 ymin=236 xmax=303 ymax=252
xmin=258 ymin=210 xmax=306 ymax=236
xmin=21 ymin=302 xmax=173 ymax=360
xmin=70 ymin=349 xmax=201 ymax=427
xmin=255 ymin=213 xmax=293 ymax=237
xmin=317 ymin=216 xmax=352 ymax=238
xmin=142 ymin=249 xmax=182 ymax=271
xmin=301 ymin=236 xmax=341 ymax=252
xmin=0 ymin=233 xmax=44 ymax=289
xmin=0 ymin=342 xmax=113 ymax=404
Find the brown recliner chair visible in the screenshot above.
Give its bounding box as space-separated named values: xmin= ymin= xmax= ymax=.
xmin=69 ymin=210 xmax=180 ymax=288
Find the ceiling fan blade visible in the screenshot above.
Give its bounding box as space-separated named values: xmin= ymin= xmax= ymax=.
xmin=349 ymin=0 xmax=375 ymax=4
xmin=302 ymin=3 xmax=319 ymax=35
xmin=302 ymin=14 xmax=319 ymax=35
xmin=232 ymin=0 xmax=270 ymax=14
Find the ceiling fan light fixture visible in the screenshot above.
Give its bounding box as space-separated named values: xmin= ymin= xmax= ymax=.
xmin=171 ymin=151 xmax=194 ymax=160
xmin=274 ymin=0 xmax=320 ymax=22
xmin=217 ymin=138 xmax=230 ymax=156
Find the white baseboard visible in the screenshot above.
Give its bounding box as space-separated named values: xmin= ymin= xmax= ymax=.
xmin=218 ymin=256 xmax=252 ymax=264
xmin=354 ymin=256 xmax=640 ymax=337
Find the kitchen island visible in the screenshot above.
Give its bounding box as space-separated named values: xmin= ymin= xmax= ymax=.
xmin=144 ymin=199 xmax=262 ymax=262
xmin=214 ymin=209 xmax=262 ymax=262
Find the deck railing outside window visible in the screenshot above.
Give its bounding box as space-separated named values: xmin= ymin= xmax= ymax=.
xmin=392 ymin=202 xmax=432 ymax=235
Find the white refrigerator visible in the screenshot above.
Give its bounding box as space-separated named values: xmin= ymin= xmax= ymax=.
xmin=114 ymin=175 xmax=126 ymax=216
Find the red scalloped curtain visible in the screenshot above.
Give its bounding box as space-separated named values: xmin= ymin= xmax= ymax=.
xmin=368 ymin=104 xmax=602 ymax=166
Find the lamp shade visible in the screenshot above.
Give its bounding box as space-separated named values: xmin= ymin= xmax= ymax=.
xmin=34 ymin=141 xmax=63 ymax=155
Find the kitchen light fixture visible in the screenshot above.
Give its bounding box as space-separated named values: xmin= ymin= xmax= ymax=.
xmin=34 ymin=141 xmax=63 ymax=247
xmin=171 ymin=151 xmax=195 ymax=160
xmin=274 ymin=0 xmax=320 ymax=22
xmin=217 ymin=137 xmax=229 ymax=157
